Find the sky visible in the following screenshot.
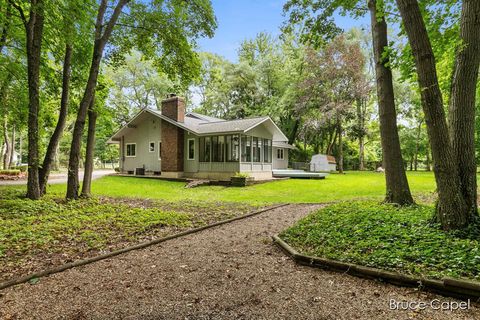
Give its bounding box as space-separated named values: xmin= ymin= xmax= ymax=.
xmin=197 ymin=0 xmax=371 ymax=62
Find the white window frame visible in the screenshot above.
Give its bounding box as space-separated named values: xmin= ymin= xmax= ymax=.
xmin=149 ymin=141 xmax=155 ymax=153
xmin=277 ymin=148 xmax=284 ymax=160
xmin=187 ymin=138 xmax=195 ymax=160
xmin=126 ymin=143 xmax=137 ymax=157
xmin=158 ymin=141 xmax=162 ymax=160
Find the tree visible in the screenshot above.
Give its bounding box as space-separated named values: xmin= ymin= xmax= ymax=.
xmin=284 ymin=0 xmax=414 ymax=203
xmin=8 ymin=0 xmax=45 ymax=199
xmin=395 ymin=0 xmax=480 ymax=229
xmin=298 ymin=35 xmax=368 ymax=173
xmin=66 ymin=0 xmax=216 ymax=199
xmin=368 ymin=0 xmax=413 ymax=205
xmin=66 ymin=0 xmax=129 ymax=199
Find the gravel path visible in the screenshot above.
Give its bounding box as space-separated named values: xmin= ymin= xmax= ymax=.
xmin=0 ymin=204 xmax=478 ymax=320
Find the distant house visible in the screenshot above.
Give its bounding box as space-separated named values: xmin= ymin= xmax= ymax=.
xmin=108 ymin=95 xmax=295 ymax=180
xmin=309 ymin=154 xmax=337 ymax=172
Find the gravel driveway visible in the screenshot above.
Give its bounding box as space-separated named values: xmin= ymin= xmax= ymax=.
xmin=0 ymin=204 xmax=478 ymax=320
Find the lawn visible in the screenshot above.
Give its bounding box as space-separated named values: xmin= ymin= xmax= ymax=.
xmin=280 ymin=201 xmax=480 ymax=281
xmin=1 ymin=171 xmax=437 ymax=204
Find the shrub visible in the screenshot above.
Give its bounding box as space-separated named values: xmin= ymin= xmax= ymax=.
xmin=13 ymin=165 xmax=28 ymax=172
xmin=114 ymin=167 xmax=120 ymax=172
xmin=0 ymin=170 xmax=21 ymax=176
xmin=233 ymin=172 xmax=250 ymax=178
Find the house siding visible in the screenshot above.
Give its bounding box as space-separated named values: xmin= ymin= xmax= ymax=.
xmin=122 ymin=113 xmax=162 ymax=173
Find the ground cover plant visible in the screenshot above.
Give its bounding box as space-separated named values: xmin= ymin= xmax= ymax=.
xmin=0 ymin=192 xmax=260 ymax=282
xmin=280 ymin=201 xmax=480 ymax=281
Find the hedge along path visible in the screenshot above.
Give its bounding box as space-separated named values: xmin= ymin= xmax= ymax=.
xmin=0 ymin=204 xmax=289 ymax=291
xmin=272 ymin=235 xmax=480 ymax=300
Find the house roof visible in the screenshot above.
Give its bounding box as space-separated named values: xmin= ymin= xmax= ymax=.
xmin=108 ymin=108 xmax=289 ymax=143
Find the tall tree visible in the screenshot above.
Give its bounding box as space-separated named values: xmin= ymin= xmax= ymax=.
xmin=66 ymin=0 xmax=129 ymax=199
xmin=284 ymin=0 xmax=413 ymax=204
xmin=38 ymin=44 xmax=72 ymax=195
xmin=81 ymin=96 xmax=96 ymax=197
xmin=448 ymin=0 xmax=480 ymax=216
xmin=8 ymin=0 xmax=45 ymax=199
xmin=395 ymin=0 xmax=480 ymax=229
xmin=368 ymin=0 xmax=413 ymax=205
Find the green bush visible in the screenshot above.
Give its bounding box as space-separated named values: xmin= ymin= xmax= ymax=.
xmin=114 ymin=167 xmax=120 ymax=172
xmin=0 ymin=169 xmax=21 ymax=176
xmin=280 ymin=201 xmax=480 ymax=281
xmin=233 ymin=172 xmax=250 ymax=178
xmin=12 ymin=165 xmax=28 ymax=172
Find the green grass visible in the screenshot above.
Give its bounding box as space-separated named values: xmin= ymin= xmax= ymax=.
xmin=280 ymin=201 xmax=480 ymax=281
xmin=1 ymin=171 xmax=437 ymax=205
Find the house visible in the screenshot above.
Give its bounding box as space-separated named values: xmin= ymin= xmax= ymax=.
xmin=108 ymin=95 xmax=295 ymax=181
xmin=309 ymin=154 xmax=337 ymax=172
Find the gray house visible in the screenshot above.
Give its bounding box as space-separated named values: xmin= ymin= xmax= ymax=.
xmin=108 ymin=95 xmax=294 ymax=180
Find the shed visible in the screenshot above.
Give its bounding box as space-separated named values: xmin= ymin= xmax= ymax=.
xmin=309 ymin=154 xmax=337 ymax=172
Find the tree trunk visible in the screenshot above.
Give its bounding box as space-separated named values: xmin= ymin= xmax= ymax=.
xmin=448 ymin=0 xmax=480 ymax=217
xmin=359 ymin=135 xmax=365 ymax=171
xmin=2 ymin=117 xmax=10 ymax=169
xmin=23 ymin=0 xmax=45 ymax=200
xmin=369 ymin=0 xmax=414 ymax=205
xmin=413 ymin=120 xmax=422 ymax=171
xmin=66 ymin=0 xmax=128 ymax=199
xmin=337 ymin=112 xmax=344 ymax=174
xmin=426 ymin=145 xmax=431 ymax=171
xmin=395 ymin=0 xmax=468 ymax=229
xmin=81 ymin=98 xmax=97 ymax=198
xmin=357 ymin=98 xmax=366 ymax=171
xmin=9 ymin=124 xmax=15 ymax=167
xmin=39 ymin=44 xmax=72 ymax=195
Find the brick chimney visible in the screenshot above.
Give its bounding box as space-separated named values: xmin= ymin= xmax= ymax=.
xmin=161 ymin=94 xmax=185 ymax=123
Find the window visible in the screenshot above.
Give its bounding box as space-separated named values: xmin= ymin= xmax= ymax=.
xmin=212 ymin=136 xmax=219 ymax=162
xmin=252 ymin=137 xmax=261 ymax=162
xmin=126 ymin=143 xmax=136 ymax=157
xmin=158 ymin=142 xmax=162 ymax=159
xmin=277 ymin=148 xmax=284 ymax=160
xmin=241 ymin=135 xmax=251 ymax=162
xmin=226 ymin=135 xmax=239 ymax=162
xmin=187 ymin=139 xmax=195 ymax=160
xmin=263 ymin=139 xmax=272 ymax=163
xmin=199 ymin=137 xmax=211 ymax=162
xmin=149 ymin=142 xmax=155 ymax=152
xmin=211 ymin=136 xmax=225 ymax=162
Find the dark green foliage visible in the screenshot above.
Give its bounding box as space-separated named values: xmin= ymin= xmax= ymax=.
xmin=280 ymin=201 xmax=480 ymax=280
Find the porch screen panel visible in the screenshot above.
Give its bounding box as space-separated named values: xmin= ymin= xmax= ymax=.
xmin=263 ymin=139 xmax=272 ymax=163
xmin=218 ymin=136 xmax=225 ymax=162
xmin=253 ymin=137 xmax=260 ymax=162
xmin=199 ymin=137 xmax=205 ymax=161
xmin=241 ymin=136 xmax=251 ymax=162
xmin=212 ymin=136 xmax=219 ymax=162
xmin=227 ymin=135 xmax=239 ymax=162
xmin=205 ymin=137 xmax=211 ymax=162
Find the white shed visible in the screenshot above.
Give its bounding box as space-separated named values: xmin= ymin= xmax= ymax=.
xmin=310 ymin=154 xmax=337 ymax=172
